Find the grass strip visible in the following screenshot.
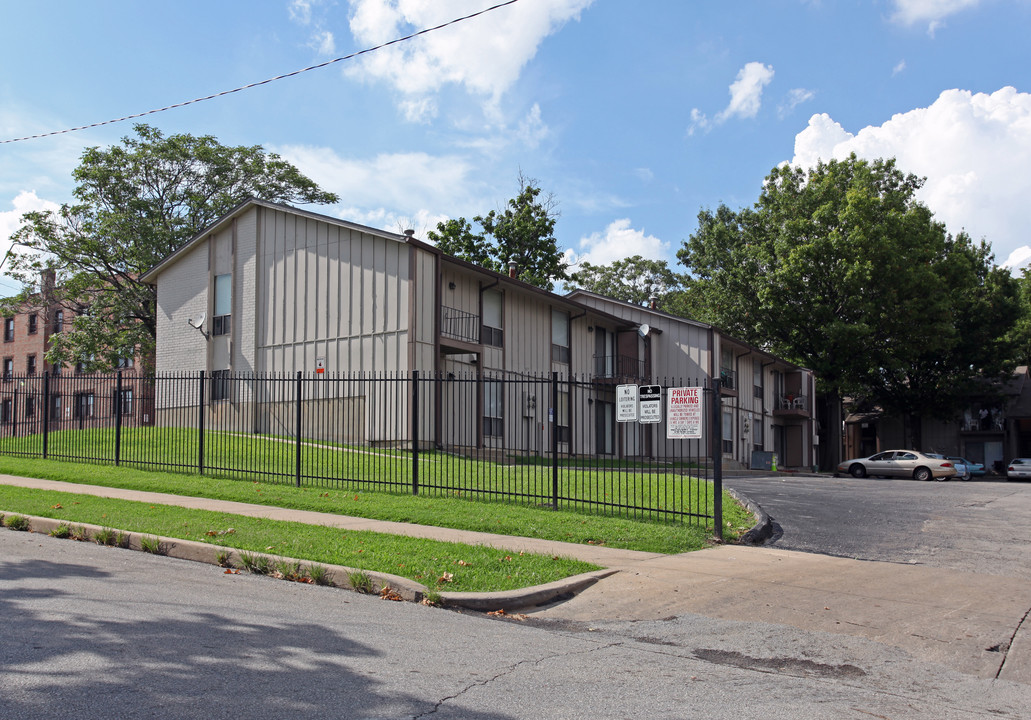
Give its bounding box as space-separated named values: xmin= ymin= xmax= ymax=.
xmin=0 ymin=484 xmax=599 ymax=593
xmin=0 ymin=457 xmax=755 ymax=553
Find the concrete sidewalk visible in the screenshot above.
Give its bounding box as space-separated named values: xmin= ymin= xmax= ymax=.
xmin=2 ymin=473 xmax=1029 ymax=684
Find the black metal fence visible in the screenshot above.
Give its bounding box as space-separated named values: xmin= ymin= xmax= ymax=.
xmin=0 ymin=370 xmax=724 ymax=534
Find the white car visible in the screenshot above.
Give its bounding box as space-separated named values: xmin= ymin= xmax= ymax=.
xmin=1007 ymin=458 xmax=1031 ymax=481
xmin=836 ymin=450 xmax=959 ymax=482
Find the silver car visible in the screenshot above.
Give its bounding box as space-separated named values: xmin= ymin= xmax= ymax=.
xmin=1007 ymin=458 xmax=1031 ymax=481
xmin=836 ymin=450 xmax=959 ymax=482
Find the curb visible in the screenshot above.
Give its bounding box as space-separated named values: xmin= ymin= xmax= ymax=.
xmin=0 ymin=511 xmax=614 ymax=612
xmin=725 ymin=488 xmax=772 ymax=545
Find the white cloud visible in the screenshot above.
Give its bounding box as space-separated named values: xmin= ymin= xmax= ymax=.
xmin=716 ymin=62 xmax=775 ymax=122
xmin=690 ymin=62 xmax=775 ymax=134
xmin=778 ymin=88 xmax=815 ymax=118
xmin=0 ymin=191 xmax=61 ymax=282
xmin=892 ymin=59 xmax=907 ymax=76
xmin=345 ymin=0 xmax=594 ymax=104
xmin=891 ymin=0 xmax=980 ymax=33
xmin=273 ymin=144 xmax=480 ymax=234
xmin=790 ymin=86 xmax=1031 ymax=272
xmin=516 ymin=103 xmax=549 ymax=149
xmin=570 ymin=219 xmax=671 ymax=268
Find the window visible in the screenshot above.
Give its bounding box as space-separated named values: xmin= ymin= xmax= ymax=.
xmin=481 ymin=289 xmax=503 ymax=347
xmin=116 ymin=355 xmax=134 ymax=369
xmin=74 ymin=392 xmax=95 ymax=420
xmin=50 ymin=394 xmax=62 ymax=420
xmin=27 ymin=313 xmax=37 ymax=334
xmin=24 ymin=396 xmax=35 ymax=419
xmin=719 ymin=348 xmax=735 ymax=389
xmin=594 ymin=327 xmax=615 ymax=378
xmin=3 ymin=318 xmax=13 ymax=342
xmin=2 ymin=357 xmax=12 ymax=381
xmin=211 ymin=369 xmax=230 ymax=402
xmin=212 ymin=274 xmax=232 ymax=336
xmin=722 ymin=410 xmax=734 ymax=454
xmin=52 ymin=362 xmax=62 ymax=376
xmin=1 ymin=399 xmax=11 ymax=424
xmin=53 ymin=309 xmax=64 ymax=334
xmin=26 ymin=355 xmax=36 ymax=375
xmin=112 ymin=388 xmax=133 ymax=416
xmin=753 ymin=418 xmax=763 ymax=452
xmin=483 ymin=379 xmax=503 ymax=437
xmin=552 ymin=309 xmax=570 ymax=364
xmin=596 ymin=401 xmax=615 ymax=455
xmin=753 ymin=360 xmax=763 ymax=399
xmin=556 ymin=390 xmax=570 ymax=444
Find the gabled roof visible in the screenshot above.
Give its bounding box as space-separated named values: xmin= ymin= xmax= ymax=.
xmin=140 ymin=197 xmax=411 ymax=283
xmin=566 ymin=288 xmax=812 ymax=372
xmin=139 ymin=198 xmax=638 ymax=331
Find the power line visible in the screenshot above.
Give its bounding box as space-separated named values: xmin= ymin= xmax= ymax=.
xmin=1 ymin=0 xmax=522 ymax=145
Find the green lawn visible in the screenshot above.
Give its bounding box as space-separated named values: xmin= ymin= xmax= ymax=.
xmin=0 ymin=426 xmax=732 ymax=528
xmin=0 ymin=430 xmax=755 ymax=592
xmin=0 ymin=484 xmax=598 ymax=593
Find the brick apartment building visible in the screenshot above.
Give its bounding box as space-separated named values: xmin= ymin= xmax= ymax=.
xmin=0 ymin=271 xmax=150 ymax=434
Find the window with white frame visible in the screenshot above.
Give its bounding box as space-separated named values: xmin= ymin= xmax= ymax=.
xmin=481 ymin=290 xmax=503 ymax=347
xmin=722 ymin=410 xmax=734 ymax=454
xmin=552 ymin=310 xmax=570 ymax=364
xmin=212 ymin=274 xmax=232 ymax=336
xmin=483 ymin=379 xmax=503 ymax=437
xmin=753 ymin=360 xmax=763 ymax=399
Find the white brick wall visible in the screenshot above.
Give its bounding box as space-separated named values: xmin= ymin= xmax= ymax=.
xmin=155 ymin=240 xmax=209 ymax=376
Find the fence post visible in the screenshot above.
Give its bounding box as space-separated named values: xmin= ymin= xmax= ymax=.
xmin=551 ymin=371 xmax=559 ymax=509
xmin=198 ymin=370 xmax=205 ymax=474
xmin=412 ymin=370 xmax=419 ymax=496
xmin=295 ymin=371 xmax=302 ymax=488
xmin=42 ymin=372 xmax=50 ymax=459
xmin=712 ymin=379 xmax=723 ymax=541
xmin=114 ymin=371 xmax=123 ymax=466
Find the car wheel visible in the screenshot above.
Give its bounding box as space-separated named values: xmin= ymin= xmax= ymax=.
xmin=849 ymin=464 xmax=867 ymax=479
xmin=914 ymin=466 xmax=932 ymax=482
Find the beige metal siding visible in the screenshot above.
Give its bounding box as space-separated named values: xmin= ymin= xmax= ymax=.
xmin=254 ymin=207 xmax=410 ymax=376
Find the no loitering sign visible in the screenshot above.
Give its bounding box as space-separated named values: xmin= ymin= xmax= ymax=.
xmin=667 ymin=386 xmax=703 ymax=439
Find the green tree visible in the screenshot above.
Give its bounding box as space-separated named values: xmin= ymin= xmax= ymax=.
xmin=427 ymin=174 xmax=568 ymax=290
xmin=2 ymin=124 xmax=338 ymax=370
xmin=569 ymin=255 xmax=685 ymax=307
xmin=678 ymin=154 xmax=1018 ymax=450
xmin=1007 ymin=268 xmax=1031 ymax=368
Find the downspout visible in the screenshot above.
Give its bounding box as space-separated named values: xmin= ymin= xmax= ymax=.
xmin=736 ymin=351 xmax=752 ymax=466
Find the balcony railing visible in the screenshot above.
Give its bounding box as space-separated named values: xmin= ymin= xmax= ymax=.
xmin=719 ymin=368 xmax=737 ymax=390
xmin=441 ymin=306 xmax=480 ymax=344
xmin=593 ymin=354 xmax=645 ymax=380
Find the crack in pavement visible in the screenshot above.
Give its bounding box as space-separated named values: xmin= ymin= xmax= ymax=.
xmin=995 ymin=604 xmax=1031 ymax=680
xmin=412 ymin=641 xmax=624 ymax=718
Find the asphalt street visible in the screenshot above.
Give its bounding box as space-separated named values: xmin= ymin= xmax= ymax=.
xmin=3 ymin=529 xmax=1029 ymax=720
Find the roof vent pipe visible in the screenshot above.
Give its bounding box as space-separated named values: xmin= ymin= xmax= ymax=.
xmin=508 ymin=259 xmax=518 ymax=279
xmin=403 ymin=229 xmax=415 ymax=239
xmin=649 ymin=294 xmax=658 ymax=309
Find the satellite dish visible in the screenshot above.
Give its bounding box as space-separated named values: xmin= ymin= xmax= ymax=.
xmin=638 ymin=324 xmax=650 ymax=338
xmin=189 ymin=312 xmax=206 ymax=329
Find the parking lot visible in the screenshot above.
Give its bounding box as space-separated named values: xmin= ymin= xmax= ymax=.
xmin=726 ymin=474 xmax=1031 ymax=578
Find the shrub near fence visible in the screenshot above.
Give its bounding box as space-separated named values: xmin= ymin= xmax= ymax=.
xmin=0 ymin=370 xmax=725 ymax=536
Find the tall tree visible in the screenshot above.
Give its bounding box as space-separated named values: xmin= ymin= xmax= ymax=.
xmin=2 ymin=124 xmax=338 ymax=370
xmin=678 ymin=154 xmax=1018 ymax=448
xmin=427 ymin=174 xmax=568 ymax=291
xmin=569 ymin=255 xmax=685 ymax=307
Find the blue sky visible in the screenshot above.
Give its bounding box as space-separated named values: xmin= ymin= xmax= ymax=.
xmin=2 ymin=0 xmax=1030 ymax=299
